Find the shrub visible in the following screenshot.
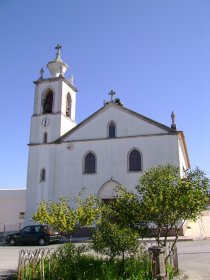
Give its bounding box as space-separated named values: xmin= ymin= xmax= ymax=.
xmin=29 ymin=243 xmax=152 ymax=280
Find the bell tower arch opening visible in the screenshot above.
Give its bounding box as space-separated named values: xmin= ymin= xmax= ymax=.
xmin=66 ymin=92 xmax=72 ymax=118
xmin=42 ymin=89 xmax=54 ymax=114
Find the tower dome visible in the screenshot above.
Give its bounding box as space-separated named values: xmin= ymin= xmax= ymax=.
xmin=47 ymin=44 xmax=68 ymax=77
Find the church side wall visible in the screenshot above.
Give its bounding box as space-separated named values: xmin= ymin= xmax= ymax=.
xmin=25 ymin=144 xmax=57 ymax=224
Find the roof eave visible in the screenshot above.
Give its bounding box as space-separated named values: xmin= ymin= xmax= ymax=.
xmin=178 ymin=131 xmax=190 ymax=169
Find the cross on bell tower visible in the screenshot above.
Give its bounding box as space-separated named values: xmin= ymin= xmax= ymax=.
xmin=55 ymin=44 xmax=62 ymax=59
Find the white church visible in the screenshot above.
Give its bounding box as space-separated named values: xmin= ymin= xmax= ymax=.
xmin=25 ymin=45 xmax=190 ymax=224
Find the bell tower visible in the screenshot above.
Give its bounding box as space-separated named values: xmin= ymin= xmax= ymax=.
xmin=29 ymin=45 xmax=78 ymax=144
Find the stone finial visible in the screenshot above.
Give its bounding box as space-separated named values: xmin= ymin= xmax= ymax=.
xmin=114 ymin=98 xmax=123 ymax=106
xmin=39 ymin=68 xmax=44 ymax=79
xmin=103 ymin=100 xmax=109 ymax=106
xmin=69 ymin=75 xmax=74 ymax=85
xmin=171 ymin=111 xmax=176 ymax=130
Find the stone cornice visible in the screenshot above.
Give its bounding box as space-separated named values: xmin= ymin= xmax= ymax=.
xmin=28 ymin=132 xmax=178 ymax=146
xmin=33 ymin=76 xmax=78 ymax=92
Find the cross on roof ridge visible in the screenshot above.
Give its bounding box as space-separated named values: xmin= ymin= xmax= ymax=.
xmin=108 ymin=90 xmax=116 ymax=102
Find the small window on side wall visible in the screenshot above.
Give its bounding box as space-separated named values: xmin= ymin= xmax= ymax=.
xmin=84 ymin=152 xmax=96 ymax=174
xmin=19 ymin=212 xmax=25 ymax=220
xmin=40 ymin=168 xmax=46 ymax=182
xmin=43 ymin=132 xmax=47 ymax=143
xmin=128 ymin=149 xmax=142 ymax=172
xmin=108 ymin=121 xmax=116 ymax=138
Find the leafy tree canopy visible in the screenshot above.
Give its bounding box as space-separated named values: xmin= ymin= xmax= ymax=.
xmin=32 ymin=190 xmax=100 ymax=239
xmin=92 ymin=204 xmax=139 ymax=261
xmin=111 ymin=165 xmax=209 ymax=248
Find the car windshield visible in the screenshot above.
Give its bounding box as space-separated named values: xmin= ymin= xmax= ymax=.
xmin=21 ymin=227 xmax=31 ymax=233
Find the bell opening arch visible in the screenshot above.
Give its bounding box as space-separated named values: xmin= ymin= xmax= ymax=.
xmin=41 ymin=87 xmax=55 ymax=114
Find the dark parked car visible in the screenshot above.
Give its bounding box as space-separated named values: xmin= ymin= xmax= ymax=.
xmin=6 ymin=225 xmax=61 ymax=246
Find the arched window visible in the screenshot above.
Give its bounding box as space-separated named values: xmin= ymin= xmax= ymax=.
xmin=108 ymin=121 xmax=116 ymax=138
xmin=84 ymin=152 xmax=96 ymax=174
xmin=43 ymin=132 xmax=47 ymax=143
xmin=42 ymin=89 xmax=53 ymax=114
xmin=66 ymin=93 xmax=72 ymax=117
xmin=40 ymin=168 xmax=46 ymax=182
xmin=128 ymin=149 xmax=142 ymax=172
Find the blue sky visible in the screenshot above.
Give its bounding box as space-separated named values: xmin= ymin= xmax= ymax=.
xmin=0 ymin=0 xmax=209 ymax=188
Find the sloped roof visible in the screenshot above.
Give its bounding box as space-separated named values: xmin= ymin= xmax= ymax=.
xmin=55 ymin=102 xmax=178 ymax=143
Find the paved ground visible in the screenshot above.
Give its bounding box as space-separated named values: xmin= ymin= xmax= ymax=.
xmin=177 ymin=239 xmax=210 ymax=280
xmin=0 ymin=246 xmax=20 ymax=272
xmin=0 ymin=243 xmax=60 ymax=279
xmin=0 ymin=243 xmax=61 ymax=269
xmin=177 ymin=210 xmax=210 ymax=279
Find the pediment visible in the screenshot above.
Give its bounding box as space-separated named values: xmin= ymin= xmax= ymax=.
xmin=56 ymin=103 xmax=177 ymax=143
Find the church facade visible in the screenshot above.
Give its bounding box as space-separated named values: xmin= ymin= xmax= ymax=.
xmin=25 ymin=46 xmax=190 ymax=224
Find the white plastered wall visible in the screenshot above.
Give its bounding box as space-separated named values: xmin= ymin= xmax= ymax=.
xmin=0 ymin=189 xmax=26 ymax=229
xmin=25 ymin=132 xmax=179 ymax=224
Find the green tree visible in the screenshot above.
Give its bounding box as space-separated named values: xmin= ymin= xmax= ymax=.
xmin=137 ymin=166 xmax=209 ymax=246
xmin=111 ymin=165 xmax=209 ymax=260
xmin=32 ymin=191 xmax=100 ymax=240
xmin=92 ymin=204 xmax=139 ymax=261
xmin=108 ymin=188 xmax=150 ymax=239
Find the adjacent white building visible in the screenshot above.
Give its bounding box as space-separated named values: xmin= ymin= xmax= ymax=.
xmin=0 ymin=189 xmax=26 ymax=231
xmin=25 ymin=46 xmax=190 ymax=224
